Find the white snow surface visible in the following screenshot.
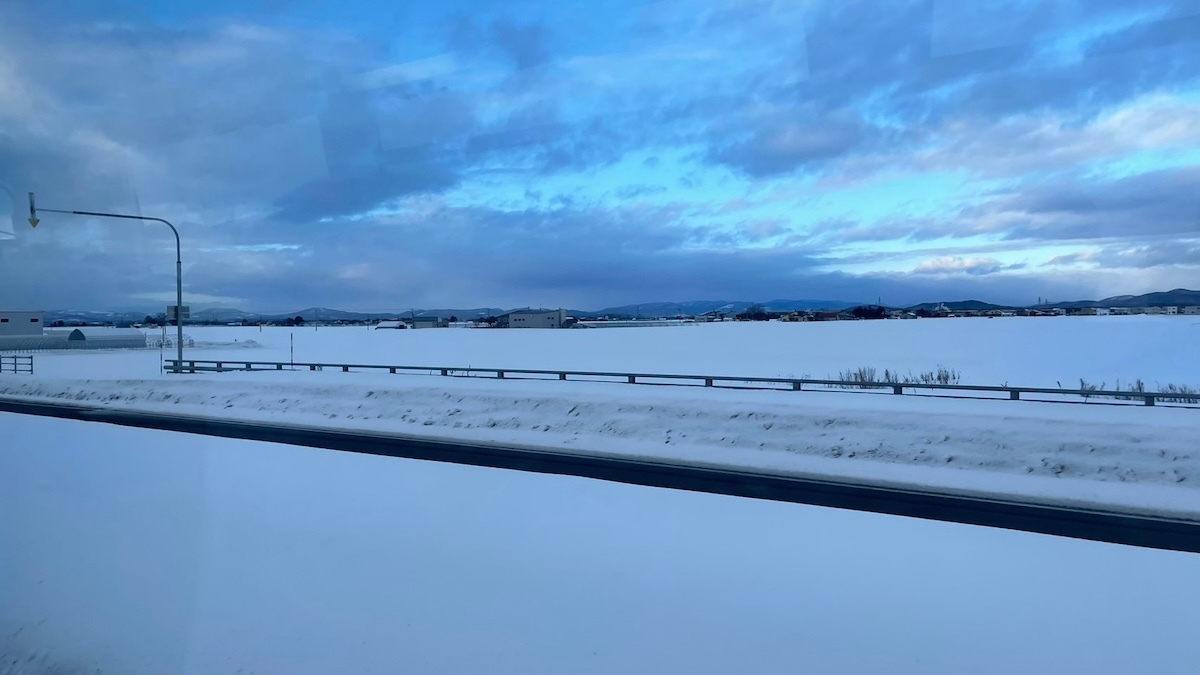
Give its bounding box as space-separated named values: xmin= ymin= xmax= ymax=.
xmin=5 ymin=319 xmax=1199 ymax=516
xmin=5 ymin=415 xmax=1199 ymax=675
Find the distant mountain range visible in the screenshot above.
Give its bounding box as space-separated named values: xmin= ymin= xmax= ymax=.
xmin=587 ymin=299 xmax=860 ymax=317
xmin=905 ymin=288 xmax=1200 ymax=312
xmin=38 ymin=289 xmax=1199 ymax=324
xmin=1034 ymin=288 xmax=1200 ymax=309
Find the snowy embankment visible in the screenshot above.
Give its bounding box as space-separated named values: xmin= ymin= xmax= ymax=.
xmin=3 ymin=371 xmax=1197 ymax=519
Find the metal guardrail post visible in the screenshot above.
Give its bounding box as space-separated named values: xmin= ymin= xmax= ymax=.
xmin=1145 ymin=396 xmax=1155 ymax=406
xmin=497 ymin=371 xmax=505 ymax=379
xmin=628 ymin=375 xmax=636 ymax=383
xmin=892 ymin=385 xmax=903 ymax=395
xmin=792 ymin=382 xmax=802 ymax=391
xmin=1010 ymin=391 xmax=1020 ymax=400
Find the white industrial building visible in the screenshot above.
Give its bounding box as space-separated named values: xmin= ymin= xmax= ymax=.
xmin=497 ymin=308 xmax=567 ymax=328
xmin=1 ymin=315 xmax=149 ymax=351
xmin=0 ymin=311 xmax=44 ymax=337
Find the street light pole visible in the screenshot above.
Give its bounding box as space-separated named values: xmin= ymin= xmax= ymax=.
xmin=28 ymin=192 xmax=186 ymax=373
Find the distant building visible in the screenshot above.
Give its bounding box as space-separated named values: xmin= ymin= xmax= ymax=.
xmin=1145 ymin=306 xmax=1164 ymax=315
xmin=497 ymin=308 xmax=567 ymax=328
xmin=1078 ymin=307 xmax=1110 ymax=316
xmin=374 ymin=320 xmax=408 ymax=330
xmin=1110 ymin=307 xmax=1132 ymax=315
xmin=1182 ymin=306 xmax=1200 ymax=315
xmin=406 ymin=316 xmax=447 ymax=329
xmin=1165 ymin=306 xmax=1178 ymax=315
xmin=0 ymin=310 xmax=43 ymax=337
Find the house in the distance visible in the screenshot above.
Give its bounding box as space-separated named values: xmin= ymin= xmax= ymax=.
xmin=497 ymin=308 xmax=567 ymax=328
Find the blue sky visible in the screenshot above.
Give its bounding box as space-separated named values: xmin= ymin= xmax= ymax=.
xmin=1 ymin=0 xmax=1199 ymax=311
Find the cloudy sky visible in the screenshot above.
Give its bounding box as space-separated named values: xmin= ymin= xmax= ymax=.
xmin=1 ymin=0 xmax=1198 ymax=312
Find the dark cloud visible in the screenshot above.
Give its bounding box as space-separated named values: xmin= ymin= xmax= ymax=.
xmin=1085 ymin=12 xmax=1200 ymax=57
xmin=613 ymin=184 xmax=668 ymax=200
xmin=463 ymin=107 xmax=634 ymax=174
xmin=490 ymin=19 xmax=553 ymax=70
xmin=989 ymin=166 xmax=1200 ymax=242
xmin=448 ymin=16 xmax=553 ymax=70
xmin=707 ymin=109 xmax=875 ymax=177
xmin=693 ymin=0 xmax=1200 ymax=177
xmin=798 ymin=165 xmax=1200 ymax=251
xmin=1046 ymin=242 xmax=1200 ymax=269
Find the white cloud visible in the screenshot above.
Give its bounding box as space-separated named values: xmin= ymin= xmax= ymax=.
xmin=913 ymin=256 xmax=1006 ymax=275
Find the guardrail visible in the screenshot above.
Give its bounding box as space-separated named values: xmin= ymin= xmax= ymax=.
xmin=164 ymin=358 xmax=1200 ymax=407
xmin=0 ymin=355 xmax=33 ymax=374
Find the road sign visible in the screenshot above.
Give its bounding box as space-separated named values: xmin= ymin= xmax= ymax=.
xmin=167 ymin=305 xmax=190 ymax=320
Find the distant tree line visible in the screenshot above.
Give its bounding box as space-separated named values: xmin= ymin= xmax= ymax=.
xmin=850 ymin=305 xmax=887 ymax=319
xmin=736 ymin=304 xmax=772 ymax=321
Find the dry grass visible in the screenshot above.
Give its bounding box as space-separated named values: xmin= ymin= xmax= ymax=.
xmin=835 ymin=366 xmax=961 ymax=389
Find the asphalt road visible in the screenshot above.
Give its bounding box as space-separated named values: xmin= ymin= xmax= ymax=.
xmin=2 ymin=396 xmax=1198 ymax=554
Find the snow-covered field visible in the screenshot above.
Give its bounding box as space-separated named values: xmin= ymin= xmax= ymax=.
xmin=25 ymin=316 xmax=1200 ymax=386
xmin=4 ymin=317 xmax=1199 ymax=516
xmin=4 ymin=318 xmax=1200 ymax=672
xmin=4 ymin=414 xmax=1199 ymax=675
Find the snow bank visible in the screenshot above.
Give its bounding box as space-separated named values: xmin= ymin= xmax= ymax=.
xmin=3 ymin=372 xmax=1197 ymax=519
